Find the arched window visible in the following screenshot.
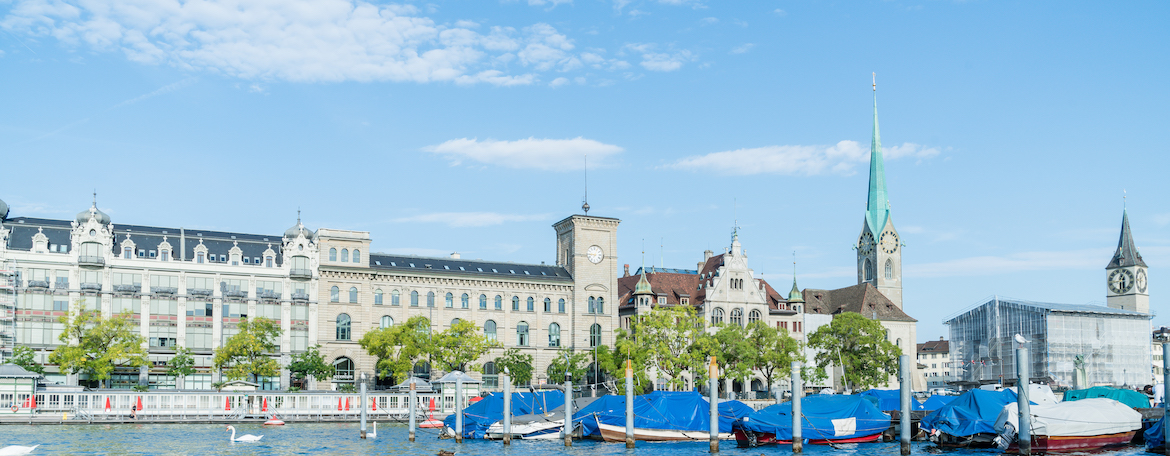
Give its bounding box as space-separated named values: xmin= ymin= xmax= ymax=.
xmin=590 ymin=324 xmax=602 ymax=347
xmin=380 ymin=315 xmax=393 ymax=328
xmin=341 ymin=248 xmax=349 ymax=262
xmin=411 ymin=290 xmax=419 ymax=307
xmin=549 ymin=323 xmax=561 ymax=347
xmin=558 ymin=298 xmax=566 ymax=313
xmin=896 ymin=338 xmax=902 ymax=347
xmin=445 ymin=292 xmax=454 ymax=308
xmin=461 ymin=293 xmax=469 ymax=309
xmin=391 ymin=289 xmax=400 ymax=306
xmin=864 ymin=258 xmax=874 ymax=281
xmin=336 ymin=314 xmax=351 ymax=340
xmin=329 ymin=248 xmax=337 ymax=261
xmin=884 ymin=259 xmax=893 ymax=280
xmin=485 ymin=320 xmax=497 ymax=342
xmin=748 ymin=309 xmax=761 ymax=324
xmin=512 ymin=296 xmax=520 ymax=311
xmin=483 ymin=362 xmax=499 ymax=388
xmin=494 ymin=295 xmax=503 ymax=310
xmin=451 ymin=318 xmax=461 ymax=328
xmin=352 ymin=249 xmax=360 ymax=263
xmin=330 ymin=286 xmax=339 ymax=303
xmin=479 ymin=294 xmax=488 ymax=309
xmin=334 ymin=357 xmax=354 ymax=381
xmin=711 ymin=307 xmax=724 ymax=325
xmin=543 ymin=298 xmax=551 ymax=312
xmin=526 ymin=297 xmax=534 ymax=312
xmin=516 ymin=321 xmax=529 ymax=346
xmin=588 ymin=297 xmax=596 ymax=314
xmin=427 ymin=291 xmax=435 ymax=308
xmin=374 ymin=289 xmax=384 ymax=305
xmin=730 ymin=308 xmax=744 ymax=327
xmin=596 ymin=297 xmax=604 ymax=313
xmin=349 ymin=287 xmax=358 ymax=303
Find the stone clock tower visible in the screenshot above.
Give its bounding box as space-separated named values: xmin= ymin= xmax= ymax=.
xmin=554 ymin=213 xmax=620 ymax=349
xmin=1106 ymin=209 xmax=1148 ymax=313
xmin=856 ymin=78 xmax=903 ymax=309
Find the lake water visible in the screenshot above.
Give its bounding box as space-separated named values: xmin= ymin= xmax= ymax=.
xmin=0 ymin=423 xmax=1156 ymax=455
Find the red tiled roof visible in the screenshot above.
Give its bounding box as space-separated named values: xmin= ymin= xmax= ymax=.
xmin=800 ymin=283 xmax=916 ymax=322
xmin=616 ymin=256 xmax=791 ymax=312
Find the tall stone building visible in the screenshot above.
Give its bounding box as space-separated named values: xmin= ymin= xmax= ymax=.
xmin=1106 ymin=209 xmax=1149 ymax=313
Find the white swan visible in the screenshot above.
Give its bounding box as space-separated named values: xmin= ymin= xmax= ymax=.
xmin=226 ymin=425 xmax=264 ymax=443
xmin=368 ymin=422 xmax=377 ymax=438
xmin=0 ymin=445 xmax=38 ymax=455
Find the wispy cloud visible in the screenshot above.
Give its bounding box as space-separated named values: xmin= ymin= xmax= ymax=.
xmin=904 ymin=249 xmax=1110 ymax=279
xmin=666 ymin=141 xmax=941 ymax=176
xmin=392 ymin=212 xmax=552 ymax=227
xmin=108 ymin=77 xmax=197 ymax=111
xmin=730 ymin=43 xmax=754 ymax=54
xmin=424 ymin=137 xmax=623 ymax=170
xmin=623 ymin=43 xmax=696 ymax=72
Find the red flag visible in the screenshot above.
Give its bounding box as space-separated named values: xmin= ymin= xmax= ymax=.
xmin=345 ymin=397 xmax=351 ymax=411
xmin=337 ymin=397 xmax=342 ymax=411
xmin=136 ymin=396 xmax=143 ymax=412
xmin=262 ymin=397 xmax=268 ymax=412
xmin=225 ymin=397 xmax=231 ymax=411
xmin=372 ymin=398 xmax=377 ymax=411
xmin=104 ymin=397 xmax=112 ymax=411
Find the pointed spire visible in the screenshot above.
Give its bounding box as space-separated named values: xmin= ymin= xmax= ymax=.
xmin=635 ymin=239 xmax=652 ymax=295
xmin=788 ymin=251 xmax=804 ymax=303
xmin=866 ymin=73 xmax=890 ymax=235
xmin=1108 ymin=208 xmax=1146 ymax=268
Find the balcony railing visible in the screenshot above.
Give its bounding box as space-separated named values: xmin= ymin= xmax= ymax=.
xmin=80 ymin=282 xmax=103 ymax=292
xmin=114 ymin=285 xmax=142 ymax=293
xmin=153 ymin=287 xmax=178 ymax=295
xmin=26 ymin=280 xmax=49 ymax=289
xmin=78 ymin=255 xmax=105 ymax=266
xmin=291 ymin=291 xmax=310 ymax=302
xmin=258 ymin=291 xmax=281 ymax=300
xmin=224 ymin=290 xmax=248 ymax=299
xmin=290 ymin=269 xmax=313 ymax=279
xmin=188 ymin=288 xmax=213 ymax=297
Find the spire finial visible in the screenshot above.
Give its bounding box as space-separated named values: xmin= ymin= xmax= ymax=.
xmin=297 ymin=207 xmax=301 ymax=224
xmin=872 ymin=72 xmax=876 ymax=92
xmin=581 ymin=155 xmax=590 ymax=214
xmin=92 ymin=189 xmax=97 ymax=207
xmin=1124 ymin=189 xmax=1127 ymax=211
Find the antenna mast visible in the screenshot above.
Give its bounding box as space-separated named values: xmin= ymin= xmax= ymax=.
xmin=581 ymin=155 xmax=590 ymax=214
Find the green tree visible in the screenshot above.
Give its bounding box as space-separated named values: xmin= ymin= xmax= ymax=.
xmin=213 ymin=317 xmax=282 ymax=382
xmin=806 ymin=312 xmax=900 ymax=392
xmin=7 ymin=345 xmax=45 ymax=376
xmin=494 ymin=348 xmax=534 ymax=386
xmin=700 ymin=324 xmax=756 ymax=388
xmin=50 ymin=310 xmax=148 ymax=388
xmin=288 ymin=344 xmax=335 ymax=384
xmin=433 ymin=320 xmax=495 ymax=373
xmin=595 ymin=331 xmax=653 ymax=393
xmin=636 ymin=306 xmax=705 ymax=390
xmin=546 ymin=347 xmax=591 ymax=383
xmin=359 ymin=316 xmax=431 ymax=384
xmin=166 ymin=346 xmax=196 ymax=388
xmin=746 ymin=321 xmax=803 ymax=397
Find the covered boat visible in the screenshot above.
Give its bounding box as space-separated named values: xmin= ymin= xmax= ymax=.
xmin=994 ymin=398 xmax=1141 ymax=453
xmin=1145 ymin=415 xmax=1166 ymax=453
xmin=919 ymin=388 xmax=1019 ymax=448
xmin=484 ymin=396 xmax=599 ymax=440
xmin=920 ymin=395 xmax=956 ymax=411
xmin=733 ymin=394 xmax=890 ymax=447
xmin=1062 ymin=386 xmax=1151 ymax=409
xmin=574 ymin=391 xmax=754 ymax=442
xmin=442 ymin=390 xmax=564 ymax=439
xmin=858 ymin=389 xmax=924 ymax=412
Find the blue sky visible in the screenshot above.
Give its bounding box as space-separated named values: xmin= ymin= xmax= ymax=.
xmin=2 ymin=0 xmax=1168 ymax=342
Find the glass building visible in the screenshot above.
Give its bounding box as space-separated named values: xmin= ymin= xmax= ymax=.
xmin=947 ymin=297 xmax=1151 ymax=389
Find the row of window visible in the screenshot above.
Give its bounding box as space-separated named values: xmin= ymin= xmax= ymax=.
xmin=709 ymin=307 xmax=762 ymax=327
xmin=328 ymin=248 xmax=360 ymax=263
xmin=329 ymin=287 xmax=586 ymax=313
xmin=862 ymin=258 xmax=896 ymax=281
xmin=333 ymin=313 xmax=603 ymax=348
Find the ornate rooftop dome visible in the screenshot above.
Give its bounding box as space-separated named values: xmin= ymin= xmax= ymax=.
xmin=0 ymin=197 xmax=8 ymax=221
xmin=284 ymin=218 xmax=312 ymax=239
xmin=76 ymin=203 xmax=111 ymax=225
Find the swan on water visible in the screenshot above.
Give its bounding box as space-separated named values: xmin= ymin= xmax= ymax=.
xmin=368 ymin=422 xmax=377 ymax=439
xmin=226 ymin=425 xmax=264 ymax=442
xmin=0 ymin=445 xmax=38 ymax=455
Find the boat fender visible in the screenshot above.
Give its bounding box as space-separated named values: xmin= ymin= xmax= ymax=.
xmin=10 ymin=406 xmax=17 ymax=413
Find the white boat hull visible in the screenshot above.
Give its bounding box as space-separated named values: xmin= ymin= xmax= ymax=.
xmin=594 ymin=422 xmax=734 ymax=442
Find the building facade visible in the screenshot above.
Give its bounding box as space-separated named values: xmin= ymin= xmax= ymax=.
xmin=917 ymin=338 xmax=955 ymax=390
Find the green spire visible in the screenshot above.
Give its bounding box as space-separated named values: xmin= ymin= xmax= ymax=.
xmin=866 ymin=73 xmax=890 ymax=235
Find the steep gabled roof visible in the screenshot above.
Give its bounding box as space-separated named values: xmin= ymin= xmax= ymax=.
xmin=800 ymin=282 xmax=916 ymax=322
xmin=1108 ymin=209 xmax=1147 ymax=268
xmin=616 ymin=262 xmax=791 ymax=313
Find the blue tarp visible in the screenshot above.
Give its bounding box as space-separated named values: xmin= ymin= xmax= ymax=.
xmin=1146 ymin=415 xmax=1165 ymax=451
xmin=1063 ymin=386 xmax=1151 ymax=410
xmin=919 ymin=389 xmax=1019 ymax=437
xmin=443 ymin=390 xmax=565 ymax=439
xmin=858 ymin=389 xmax=925 ymax=411
xmin=920 ymin=395 xmax=956 ymax=411
xmin=573 ymin=391 xmax=753 ymax=437
xmin=734 ymin=395 xmax=890 ymax=441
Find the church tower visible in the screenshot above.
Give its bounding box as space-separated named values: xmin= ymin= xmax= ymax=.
xmin=857 ymin=75 xmax=903 ymax=308
xmin=1106 ymin=208 xmax=1148 ymax=313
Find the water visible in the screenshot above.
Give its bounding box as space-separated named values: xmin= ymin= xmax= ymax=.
xmin=0 ymin=423 xmax=1156 ymax=455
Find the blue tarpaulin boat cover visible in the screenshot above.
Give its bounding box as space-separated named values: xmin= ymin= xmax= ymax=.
xmin=734 ymin=395 xmax=891 ymax=441
xmin=919 ymin=389 xmax=1018 ymax=437
xmin=444 ymin=390 xmax=565 ymax=439
xmin=859 ymin=389 xmax=925 ymax=411
xmin=1062 ymin=386 xmax=1151 ymax=410
xmin=921 ymin=395 xmax=956 ymax=411
xmin=572 ymin=391 xmax=753 ymax=437
xmin=1146 ymin=415 xmax=1165 ymax=451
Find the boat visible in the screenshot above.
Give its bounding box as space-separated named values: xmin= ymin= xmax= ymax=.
xmin=1061 ymin=385 xmax=1151 ymax=409
xmin=732 ymin=394 xmax=890 ymax=447
xmin=484 ymin=396 xmax=598 ymax=440
xmin=263 ymin=417 xmax=285 ymax=426
xmin=441 ymin=390 xmax=565 ymax=439
xmin=859 ymin=389 xmax=924 ymax=412
xmin=1145 ymin=414 xmax=1166 ymax=453
xmin=919 ymin=388 xmax=1020 ymax=448
xmin=993 ymin=398 xmax=1141 ymax=453
xmin=920 ymin=395 xmax=956 ymax=412
xmin=574 ymin=391 xmax=755 ymax=442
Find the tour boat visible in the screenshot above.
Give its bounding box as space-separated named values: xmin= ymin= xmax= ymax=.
xmin=732 ymin=394 xmax=890 ymax=448
xmin=993 ymin=398 xmax=1141 ymax=453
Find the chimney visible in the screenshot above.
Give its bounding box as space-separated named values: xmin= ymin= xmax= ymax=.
xmin=623 ymin=264 xmax=630 ymax=277
xmin=703 ymin=249 xmax=713 ymax=260
xmin=939 ymin=336 xmax=944 ymax=341
xmin=450 ymin=252 xmax=460 ymax=259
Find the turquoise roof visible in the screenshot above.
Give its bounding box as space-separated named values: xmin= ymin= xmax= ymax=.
xmin=865 ymin=89 xmax=889 ymax=235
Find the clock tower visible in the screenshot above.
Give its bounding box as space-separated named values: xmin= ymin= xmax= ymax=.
xmin=1106 ymin=209 xmax=1148 ymax=313
xmin=857 ymin=76 xmax=903 ymax=309
xmin=554 ymin=213 xmax=620 ymax=348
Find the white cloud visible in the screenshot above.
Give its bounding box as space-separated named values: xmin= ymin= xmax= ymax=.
xmin=904 ymin=249 xmax=1110 ymax=279
xmin=700 ymin=17 xmax=718 ymax=25
xmin=528 ymin=0 xmax=572 ymax=6
xmin=425 ymin=137 xmax=623 ymax=170
xmin=773 ymin=9 xmax=787 ymax=16
xmin=730 ymin=43 xmax=754 ymax=54
xmin=549 ymin=77 xmax=570 ymax=87
xmin=666 ymin=141 xmax=941 ymax=176
xmin=625 ymin=43 xmax=695 ymax=72
xmin=392 ymin=212 xmax=551 ymax=227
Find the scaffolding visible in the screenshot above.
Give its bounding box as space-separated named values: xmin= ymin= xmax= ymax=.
xmin=946 ymin=296 xmax=1151 ymax=389
xmin=0 ymin=265 xmax=15 ymax=363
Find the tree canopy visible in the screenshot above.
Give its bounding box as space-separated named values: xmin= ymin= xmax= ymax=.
xmin=806 ymin=312 xmax=900 ymax=392
xmin=595 ymin=332 xmax=652 ymax=393
xmin=213 ymin=317 xmax=282 ymax=382
xmin=432 ymin=319 xmax=495 ymax=373
xmin=359 ymin=315 xmax=431 ymax=384
xmin=166 ymin=346 xmax=196 ymax=379
xmin=746 ymin=320 xmax=803 ymax=395
xmin=634 ymin=305 xmax=705 ymax=390
xmin=546 ymin=347 xmax=591 ymax=384
xmin=7 ymin=345 xmax=45 ymax=375
xmin=49 ymin=310 xmax=148 ymax=387
xmin=494 ymin=348 xmax=534 ymax=386
xmin=288 ymin=344 xmax=335 ymax=382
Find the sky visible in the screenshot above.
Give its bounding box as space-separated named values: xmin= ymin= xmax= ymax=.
xmin=1 ymin=0 xmax=1168 ymax=342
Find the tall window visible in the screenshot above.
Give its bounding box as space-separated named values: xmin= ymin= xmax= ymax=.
xmin=330 ymin=286 xmax=339 ymax=303
xmin=483 ymin=362 xmax=499 ymax=388
xmin=445 ymin=292 xmax=454 ymax=308
xmin=341 ymin=248 xmax=349 ymax=262
xmin=411 ymin=291 xmax=419 ymax=307
xmin=329 ymin=248 xmax=337 ymax=261
xmin=334 ymin=357 xmax=354 ymax=381
xmin=461 ymin=293 xmax=469 ymax=309
xmin=392 ymin=289 xmax=400 ymax=306
xmin=590 ymin=324 xmax=602 ymax=347
xmin=864 ymin=258 xmax=874 ymax=281
xmin=336 ymin=314 xmax=351 ymax=340
xmin=349 ymin=287 xmax=358 ymax=303
xmin=380 ymin=315 xmax=393 ymax=328
xmin=517 ymin=321 xmax=529 ymax=346
xmin=558 ymin=298 xmax=565 ymax=313
xmin=352 ymin=249 xmax=360 ymax=263
xmin=596 ymin=297 xmax=604 ymax=313
xmin=748 ymin=309 xmax=761 ymax=324
xmin=427 ymin=291 xmax=435 ymax=308
xmin=124 ymin=247 xmax=132 ymax=259
xmin=588 ymin=297 xmax=595 ymax=313
xmin=730 ymin=308 xmax=744 ymax=327
xmin=548 ymin=323 xmax=561 ymax=347
xmin=485 ymin=320 xmax=497 ymax=342
xmin=374 ymin=289 xmax=383 ymax=305
xmin=884 ymin=259 xmax=893 ymax=280
xmin=543 ymin=298 xmax=551 ymax=312
xmin=494 ymin=295 xmax=503 ymax=310
xmin=711 ymin=307 xmax=725 ymax=325
xmin=512 ymin=296 xmax=520 ymax=311
xmin=479 ymin=294 xmax=487 ymax=309
xmin=526 ymin=297 xmax=534 ymax=312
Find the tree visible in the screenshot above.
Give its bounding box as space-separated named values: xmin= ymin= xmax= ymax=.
xmin=806 ymin=312 xmax=900 ymax=392
xmin=433 ymin=320 xmax=495 ymax=373
xmin=494 ymin=348 xmax=534 ymax=386
xmin=546 ymin=347 xmax=591 ymax=383
xmin=50 ymin=310 xmax=148 ymax=388
xmin=595 ymin=330 xmax=653 ymax=393
xmin=747 ymin=321 xmax=803 ymax=397
xmin=635 ymin=306 xmax=705 ymax=390
xmin=288 ymin=344 xmax=335 ymax=385
xmin=7 ymin=345 xmax=45 ymax=376
xmin=166 ymin=346 xmax=196 ymax=388
xmin=213 ymin=317 xmax=282 ymax=382
xmin=696 ymin=324 xmax=756 ymax=394
xmin=359 ymin=316 xmax=431 ymax=384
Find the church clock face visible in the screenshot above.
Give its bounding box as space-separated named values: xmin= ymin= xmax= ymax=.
xmin=879 ymin=232 xmax=899 ymax=254
xmin=1136 ymin=269 xmax=1148 ymax=293
xmin=586 ymin=245 xmax=604 ymax=264
xmin=1109 ymin=269 xmax=1135 ymax=294
xmin=858 ymin=232 xmax=875 ymax=255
